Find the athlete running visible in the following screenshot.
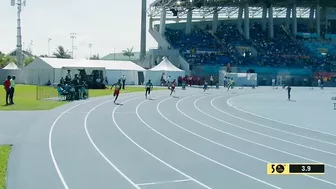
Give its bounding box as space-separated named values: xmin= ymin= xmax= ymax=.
xmin=203 ymin=80 xmax=208 ymax=92
xmin=145 ymin=79 xmax=153 ymax=99
xmin=170 ymin=80 xmax=176 ymax=96
xmin=111 ymin=79 xmax=122 ymax=103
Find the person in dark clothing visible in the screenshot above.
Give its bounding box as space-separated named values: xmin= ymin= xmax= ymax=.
xmin=286 ymin=86 xmax=291 ymax=101
xmin=145 ymin=79 xmax=153 ymax=99
xmin=3 ymin=75 xmax=11 ymax=105
xmin=121 ymin=75 xmax=126 ymax=90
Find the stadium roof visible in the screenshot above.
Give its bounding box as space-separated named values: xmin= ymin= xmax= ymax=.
xmin=150 ymin=0 xmax=336 ymax=8
xmin=148 ymin=0 xmax=336 ymax=18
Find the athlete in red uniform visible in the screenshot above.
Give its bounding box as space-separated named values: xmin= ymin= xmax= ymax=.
xmin=111 ymin=79 xmax=122 ymax=103
xmin=170 ymin=80 xmax=176 ymax=96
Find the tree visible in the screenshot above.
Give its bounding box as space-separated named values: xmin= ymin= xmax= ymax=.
xmin=90 ymin=54 xmax=100 ymax=60
xmin=122 ymin=47 xmax=135 ymax=60
xmin=0 ymin=54 xmax=16 ymax=68
xmin=24 ymin=56 xmax=35 ymax=66
xmin=53 ymin=46 xmax=72 ymax=59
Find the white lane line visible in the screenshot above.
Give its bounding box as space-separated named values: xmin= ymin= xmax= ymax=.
xmin=227 ymin=96 xmax=336 ymax=138
xmin=211 ymin=96 xmax=336 ymax=146
xmin=136 ymin=179 xmax=192 ymax=186
xmin=112 ymin=96 xmax=212 ymax=189
xmin=175 ymin=96 xmax=336 ymax=186
xmin=191 ymin=96 xmax=336 ymax=169
xmin=48 ymin=94 xmax=131 ymax=189
xmin=161 ymin=96 xmax=336 ymax=187
xmin=157 ymin=96 xmax=282 ymax=188
xmin=137 ymin=97 xmax=281 ymax=189
xmin=84 ymin=96 xmax=142 ymax=189
xmin=195 ymin=96 xmax=336 ymax=156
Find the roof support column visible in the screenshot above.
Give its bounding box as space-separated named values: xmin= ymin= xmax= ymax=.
xmin=237 ymin=4 xmax=243 ymax=33
xmin=186 ymin=9 xmax=192 ymax=34
xmin=261 ymin=4 xmax=267 ymax=31
xmin=316 ymin=1 xmax=321 ymax=36
xmin=309 ymin=7 xmax=315 ymax=29
xmin=212 ymin=8 xmax=218 ymax=33
xmin=292 ymin=3 xmax=297 ymax=36
xmin=285 ymin=5 xmax=291 ymax=30
xmin=140 ymin=0 xmax=147 ymax=61
xmin=159 ymin=7 xmax=166 ymax=36
xmin=244 ymin=2 xmax=250 ymax=39
xmin=268 ymin=5 xmax=274 ymax=38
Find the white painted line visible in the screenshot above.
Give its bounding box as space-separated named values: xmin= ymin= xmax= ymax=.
xmin=84 ymin=96 xmax=142 ymax=188
xmin=48 ymin=94 xmax=125 ymax=189
xmin=191 ymin=96 xmax=336 ymax=169
xmin=195 ymin=96 xmax=336 ymax=156
xmin=137 ymin=97 xmax=281 ymax=189
xmin=173 ymin=96 xmax=336 ymax=186
xmin=226 ymin=96 xmax=336 ymax=138
xmin=211 ymin=96 xmax=336 ymax=146
xmin=64 ymin=112 xmax=89 ymax=114
xmin=114 ymin=112 xmax=136 ymax=114
xmin=136 ymin=179 xmax=192 ymax=186
xmin=161 ymin=96 xmax=336 ymax=187
xmin=112 ymin=96 xmax=211 ymax=189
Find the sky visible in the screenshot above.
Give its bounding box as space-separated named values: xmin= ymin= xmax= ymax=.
xmin=0 ymin=0 xmax=158 ymax=59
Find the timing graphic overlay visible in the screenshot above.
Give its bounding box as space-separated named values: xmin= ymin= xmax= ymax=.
xmin=267 ymin=163 xmax=325 ymax=175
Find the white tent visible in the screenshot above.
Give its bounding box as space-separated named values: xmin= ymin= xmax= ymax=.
xmin=23 ymin=58 xmax=106 ymax=85
xmin=89 ymin=60 xmax=146 ymax=85
xmin=3 ymin=62 xmax=19 ymax=70
xmin=23 ymin=58 xmax=146 ymax=85
xmin=145 ymin=57 xmax=185 ymax=85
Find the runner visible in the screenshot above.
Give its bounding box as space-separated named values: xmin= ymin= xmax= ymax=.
xmin=111 ymin=79 xmax=122 ymax=103
xmin=145 ymin=79 xmax=153 ymax=99
xmin=170 ymin=80 xmax=176 ymax=96
xmin=203 ymin=80 xmax=208 ymax=92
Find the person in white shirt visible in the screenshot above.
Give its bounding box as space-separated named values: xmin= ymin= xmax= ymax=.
xmin=317 ymin=79 xmax=321 ymax=88
xmin=210 ymin=76 xmax=214 ymax=87
xmin=167 ymin=76 xmax=171 ymax=89
xmin=272 ymin=78 xmax=275 ymax=89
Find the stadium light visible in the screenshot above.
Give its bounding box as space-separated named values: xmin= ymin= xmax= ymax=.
xmin=177 ymin=0 xmax=181 ymax=5
xmin=48 ymin=38 xmax=52 ymax=57
xmin=70 ymin=32 xmax=77 ymax=58
xmin=11 ymin=0 xmax=26 ymax=69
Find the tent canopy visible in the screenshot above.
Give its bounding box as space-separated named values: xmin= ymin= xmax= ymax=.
xmin=149 ymin=57 xmax=183 ymax=72
xmin=27 ymin=57 xmax=146 ymax=71
xmin=3 ymin=62 xmax=19 ymax=70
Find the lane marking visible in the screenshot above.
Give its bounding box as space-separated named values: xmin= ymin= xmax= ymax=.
xmin=136 ymin=97 xmax=281 ymax=189
xmin=190 ymin=96 xmax=336 ymax=169
xmin=136 ymin=179 xmax=192 ymax=186
xmin=111 ymin=96 xmax=212 ymax=189
xmin=226 ymin=95 xmax=336 ymax=138
xmin=49 ymin=94 xmax=137 ymax=189
xmin=211 ymin=96 xmax=336 ymax=146
xmin=159 ymin=96 xmax=336 ymax=187
xmin=85 ymin=96 xmax=142 ymax=189
xmin=194 ymin=96 xmax=336 ymax=156
xmin=174 ymin=96 xmax=336 ymax=186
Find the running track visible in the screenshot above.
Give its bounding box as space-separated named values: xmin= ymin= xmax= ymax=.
xmin=7 ymin=87 xmax=336 ymax=189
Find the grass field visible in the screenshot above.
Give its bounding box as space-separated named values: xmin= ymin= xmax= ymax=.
xmin=0 ymin=85 xmax=165 ymax=111
xmin=0 ymin=145 xmax=11 ymax=189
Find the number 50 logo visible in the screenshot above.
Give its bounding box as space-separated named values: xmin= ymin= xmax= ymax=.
xmin=267 ymin=164 xmax=289 ymax=175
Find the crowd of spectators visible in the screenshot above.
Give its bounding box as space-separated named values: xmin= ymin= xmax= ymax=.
xmin=164 ymin=21 xmax=336 ymax=72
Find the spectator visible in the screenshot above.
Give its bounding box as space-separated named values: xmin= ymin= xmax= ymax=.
xmin=10 ymin=75 xmax=16 ymax=104
xmin=3 ymin=75 xmax=11 ymax=105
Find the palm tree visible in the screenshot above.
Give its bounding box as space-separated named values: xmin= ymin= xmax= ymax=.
xmin=53 ymin=46 xmax=72 ymax=59
xmin=122 ymin=47 xmax=135 ymax=60
xmin=90 ymin=54 xmax=100 ymax=60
